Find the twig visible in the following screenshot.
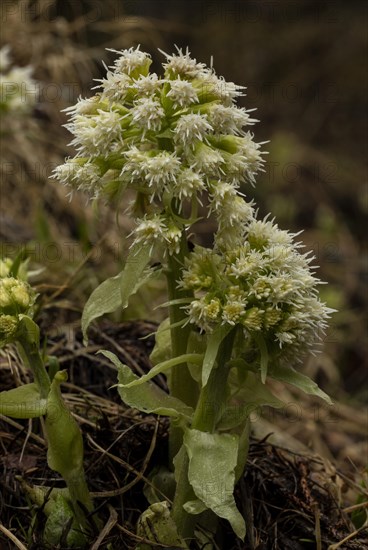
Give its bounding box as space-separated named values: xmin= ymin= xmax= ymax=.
xmin=90 ymin=504 xmax=117 ymax=550
xmin=0 ymin=523 xmax=28 ymax=550
xmin=327 ymin=520 xmax=368 ymax=550
xmin=19 ymin=419 xmax=33 ymax=464
xmin=0 ymin=415 xmax=45 ymax=446
xmin=87 ymin=420 xmax=164 ymax=499
xmin=343 ymin=501 xmax=368 ymax=514
xmin=116 ymin=522 xmax=180 ymax=548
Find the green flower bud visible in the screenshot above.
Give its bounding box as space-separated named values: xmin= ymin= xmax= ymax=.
xmin=0 ymin=314 xmax=18 ymax=345
xmin=0 ymin=277 xmax=35 ymax=315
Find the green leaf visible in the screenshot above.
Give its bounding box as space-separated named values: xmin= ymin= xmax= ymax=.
xmin=218 ymin=371 xmax=284 ymax=430
xmin=0 ymin=383 xmax=46 ymax=418
xmin=81 ymin=242 xmax=155 ymax=343
xmin=149 ymin=317 xmax=172 ymax=366
xmin=45 ymin=371 xmax=84 ymax=479
xmin=102 ymin=350 xmax=193 ymax=420
xmin=268 ymin=363 xmax=333 ymax=404
xmin=44 ymin=371 xmax=93 ymax=519
xmin=43 ymin=493 xmax=88 ymax=549
xmin=117 ymin=353 xmax=203 ymax=388
xmin=183 ymin=499 xmax=207 ymax=515
xmin=143 ymin=466 xmax=176 ymax=505
xmin=184 ymin=429 xmax=246 ymax=540
xmin=120 ymin=242 xmax=153 ymax=309
xmin=202 ymin=325 xmax=232 ymax=387
xmin=186 ymin=330 xmax=207 ymax=383
xmin=82 ymin=273 xmax=122 ymax=342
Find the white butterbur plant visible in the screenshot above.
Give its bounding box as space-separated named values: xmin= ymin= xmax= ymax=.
xmin=54 ymin=47 xmax=334 ymax=547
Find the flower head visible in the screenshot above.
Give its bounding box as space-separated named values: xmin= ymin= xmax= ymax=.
xmin=174 ymin=113 xmax=213 ymax=149
xmin=108 ymin=46 xmax=152 ymax=78
xmin=181 ymin=210 xmax=333 ymax=367
xmin=97 ymin=71 xmax=131 ymax=103
xmin=166 ymin=79 xmax=199 ymax=108
xmin=53 ymin=46 xmax=264 ymax=233
xmin=160 ymin=47 xmax=207 ymax=79
xmin=131 ymin=97 xmax=165 ymax=132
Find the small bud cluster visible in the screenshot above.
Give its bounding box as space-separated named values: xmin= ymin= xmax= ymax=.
xmin=180 ymin=215 xmax=333 ymax=365
xmin=0 ymin=45 xmax=38 ymax=115
xmin=0 ymin=261 xmax=36 ymax=346
xmin=53 ymin=46 xmax=265 ymax=252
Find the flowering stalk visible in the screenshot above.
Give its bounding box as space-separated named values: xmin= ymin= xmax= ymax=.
xmin=54 ymin=46 xmax=334 ymax=545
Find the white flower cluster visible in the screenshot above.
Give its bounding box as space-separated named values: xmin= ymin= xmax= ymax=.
xmin=53 ymin=46 xmax=264 ymax=244
xmin=180 ymin=215 xmax=333 ymax=364
xmin=0 ymin=45 xmax=38 ymax=115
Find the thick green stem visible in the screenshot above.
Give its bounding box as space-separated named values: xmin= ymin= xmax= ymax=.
xmin=166 ymin=236 xmax=198 ymax=462
xmin=17 ymin=338 xmax=50 ymax=399
xmin=172 ymin=329 xmax=236 ymax=539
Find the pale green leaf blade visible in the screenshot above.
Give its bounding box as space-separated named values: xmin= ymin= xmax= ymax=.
xmin=45 ymin=371 xmax=85 ymax=480
xmin=81 ymin=273 xmax=122 ymax=342
xmin=184 ymin=429 xmax=246 ymax=540
xmin=0 ymin=383 xmax=46 ymax=418
xmin=268 ymin=363 xmax=333 ymax=404
xmin=149 ymin=317 xmax=172 ymax=366
xmin=82 ymin=242 xmax=156 ymax=343
xmin=102 ymin=350 xmax=193 ymax=420
xmin=119 ymin=353 xmax=203 ymax=388
xmin=183 ymin=499 xmax=207 ymax=515
xmin=202 ymin=325 xmax=232 ymax=387
xmin=120 ymin=242 xmax=152 ymax=309
xmin=218 ymin=371 xmax=284 ymax=430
